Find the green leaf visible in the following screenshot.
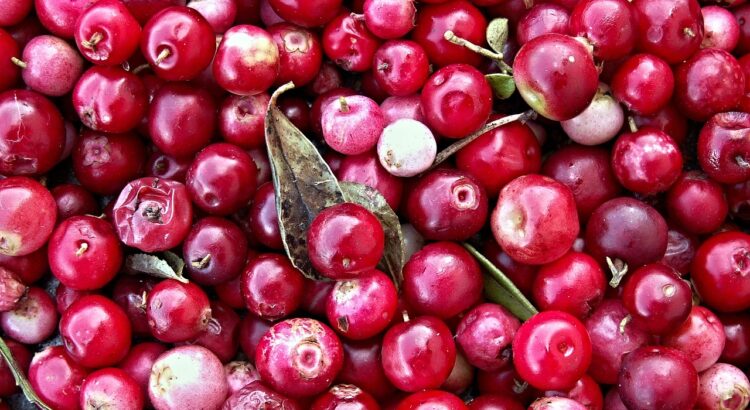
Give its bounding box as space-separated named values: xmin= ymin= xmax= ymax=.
xmin=486 ymin=18 xmax=510 ymax=54
xmin=0 ymin=337 xmax=52 ymax=410
xmin=486 ymin=73 xmax=516 ymax=100
xmin=340 ymin=182 xmax=405 ymax=288
xmin=125 ymin=253 xmax=188 ymax=283
xmin=265 ymin=83 xmax=346 ymax=280
xmin=463 ymin=242 xmax=538 ymax=321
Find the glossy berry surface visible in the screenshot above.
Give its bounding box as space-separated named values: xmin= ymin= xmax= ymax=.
xmin=29 ymin=346 xmax=88 ymax=410
xmin=326 ymin=269 xmax=398 ymax=340
xmin=268 ymin=22 xmax=323 ymax=87
xmin=611 ymin=53 xmax=674 ymax=116
xmin=618 ymin=346 xmax=698 ymax=410
xmin=307 ymin=202 xmax=385 ymax=279
xmin=456 ymin=303 xmax=520 ymax=372
xmin=268 ymin=0 xmax=342 ymax=27
xmin=213 ymin=25 xmax=280 ymax=95
xmin=146 ymin=279 xmax=211 ymax=343
xmin=411 ymin=0 xmax=487 ymax=67
xmin=631 ymin=0 xmax=703 ymax=64
xmin=569 ymin=0 xmax=635 ymax=60
xmin=72 ymin=130 xmax=147 ymax=195
xmin=72 ymin=66 xmax=148 ymax=134
xmin=698 ymin=112 xmax=750 ymax=185
xmin=674 ymin=48 xmax=745 ymax=121
xmin=74 ymin=0 xmax=142 ymax=65
xmin=611 ymin=127 xmax=683 ymax=195
xmin=532 ymin=251 xmax=606 ymax=319
xmin=183 ymin=216 xmax=249 ymax=285
xmin=692 ymin=231 xmax=750 ymax=312
xmin=322 ymin=12 xmax=381 ymax=72
xmin=0 ymin=176 xmax=57 ymax=257
xmin=241 ymin=253 xmax=305 ymax=320
xmin=321 ymin=95 xmax=386 ymax=155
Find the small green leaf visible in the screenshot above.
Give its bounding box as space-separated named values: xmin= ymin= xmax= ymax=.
xmin=486 ymin=73 xmax=516 ymax=100
xmin=0 ymin=337 xmax=52 ymax=410
xmin=125 ymin=253 xmax=188 ymax=283
xmin=486 ymin=18 xmax=510 ymax=54
xmin=340 ymin=182 xmax=405 ymax=288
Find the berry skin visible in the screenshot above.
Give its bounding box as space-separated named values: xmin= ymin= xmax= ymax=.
xmin=321 ymin=95 xmax=386 ymax=155
xmin=213 ymin=25 xmax=280 ymax=96
xmin=0 ymin=176 xmax=57 ymax=257
xmin=377 ymin=119 xmax=437 ymax=177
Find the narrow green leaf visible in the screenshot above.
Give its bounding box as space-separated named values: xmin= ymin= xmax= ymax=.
xmin=463 ymin=242 xmax=538 ymax=321
xmin=486 ymin=73 xmax=516 ymax=100
xmin=0 ymin=337 xmax=52 ymax=410
xmin=340 ymin=182 xmax=405 ymax=288
xmin=125 ymin=253 xmax=188 ymax=283
xmin=486 ymin=18 xmax=510 ymax=54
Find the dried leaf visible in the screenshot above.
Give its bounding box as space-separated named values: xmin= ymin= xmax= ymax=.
xmin=265 ymin=82 xmax=345 ymax=280
xmin=486 ymin=73 xmax=516 ymax=100
xmin=340 ymin=182 xmax=405 ymax=287
xmin=486 ymin=18 xmax=510 ymax=54
xmin=125 ymin=253 xmax=188 ymax=283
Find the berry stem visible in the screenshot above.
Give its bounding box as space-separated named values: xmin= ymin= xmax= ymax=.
xmin=80 ymin=32 xmax=103 ymax=49
xmin=10 ymin=57 xmax=26 ymax=69
xmin=607 ymin=256 xmax=629 ymax=287
xmin=443 ymin=30 xmax=513 ymax=74
xmin=463 ymin=242 xmax=538 ymax=321
xmin=627 ymin=116 xmax=638 ymax=133
xmin=0 ymin=337 xmax=53 ymax=410
xmin=154 ymin=48 xmax=171 ymax=66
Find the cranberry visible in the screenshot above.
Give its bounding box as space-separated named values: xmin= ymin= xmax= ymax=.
xmin=225 ymin=360 xmax=260 ymax=395
xmin=406 ymin=169 xmax=488 ymax=241
xmin=561 ymin=86 xmax=624 ymax=146
xmin=421 ymin=63 xmax=492 ymax=138
xmin=148 ymin=82 xmax=216 ymax=159
xmin=80 ymin=367 xmax=144 ymax=410
xmin=326 ymin=269 xmax=398 ymax=340
xmin=621 ymin=263 xmax=692 ymax=335
xmin=321 ymin=95 xmax=386 ymax=155
xmin=322 ymin=12 xmax=381 ymax=72
xmin=147 ymin=279 xmax=212 ymax=343
xmin=337 ymin=151 xmax=404 ymax=211
xmin=224 ymin=380 xmax=302 ymax=409
xmin=193 ymin=300 xmax=241 ymax=362
xmin=397 ymin=390 xmax=469 ymax=409
xmin=268 ymin=0 xmax=341 ymax=27
xmin=17 ymin=34 xmax=83 ymax=97
xmin=0 ymin=0 xmax=32 ymax=26
xmin=268 ymin=23 xmax=323 ymax=87
xmin=455 ymin=303 xmax=520 ymax=372
xmin=214 ymin=275 xmax=245 ymax=310
xmin=618 ymin=346 xmax=698 ymax=410
xmin=662 ymin=305 xmax=725 ymax=372
xmin=382 ymin=316 xmax=457 ymax=392
xmin=517 ymin=3 xmax=571 ymax=45
xmin=73 ymin=66 xmax=148 ymax=134
xmin=122 ymin=0 xmax=186 ymax=24
xmin=402 ymin=241 xmax=483 ymax=319
xmin=312 ymin=384 xmax=380 ymax=409
xmin=477 ymin=366 xmax=539 ymax=404
xmin=666 ymin=171 xmax=728 ymax=235
xmin=0 ymin=267 xmax=25 ymax=312
xmin=377 ymin=119 xmax=437 ymax=177
xmin=736 ymin=4 xmax=750 ymax=54
xmin=381 ymin=95 xmax=427 ymax=124
xmin=720 ymin=313 xmax=750 ymax=367
xmin=74 ymin=0 xmax=141 ymax=65
xmin=256 ymin=317 xmax=344 ymax=398
xmin=697 ymin=363 xmax=750 ymax=410
xmin=0 ymin=176 xmax=57 ymax=257
xmin=337 ymin=337 xmax=396 ymax=399
xmin=187 ymin=143 xmax=258 ymax=215
xmin=312 ymin=87 xmax=357 ymax=135
xmin=661 ymin=228 xmax=698 ymax=275
xmin=529 ymin=397 xmax=587 ymax=410
xmin=117 ymin=342 xmax=167 ymax=407
xmin=188 ymin=0 xmax=237 ymax=32
xmin=373 ymin=40 xmax=429 ymax=97
xmin=674 ymin=48 xmax=744 ymax=121
xmin=0 ymin=89 xmax=65 ymax=176
xmin=701 ymin=6 xmax=740 ymax=51
xmin=469 ymin=395 xmax=525 ymax=410
xmin=277 ymin=96 xmax=312 ymax=133
xmin=241 ymin=253 xmax=305 ymax=320
xmin=492 ymin=174 xmax=579 ymax=265
xmin=513 ymin=33 xmax=598 ymax=121
xmin=29 ymin=346 xmax=88 ymax=410
xmin=238 ymin=314 xmax=272 ymax=360
xmin=632 ymin=104 xmax=689 ymax=145
xmin=300 ymin=278 xmax=334 ymax=318
xmin=307 ymin=61 xmax=344 ymax=96
xmin=217 ymin=93 xmax=268 ymax=150
xmin=307 ymin=202 xmax=384 ymax=280
xmin=214 ymin=25 xmax=279 ymax=95
xmin=611 ymin=127 xmax=683 ymax=195
xmin=728 ymin=180 xmax=750 ymax=222
xmin=183 ymin=216 xmax=248 ymax=285
xmin=482 ymin=240 xmax=539 ymax=298
xmin=112 ymin=177 xmax=193 ymax=252
xmin=245 ymin=183 xmax=281 ymax=249
xmin=569 ymin=0 xmax=635 ymax=60
xmin=141 ymin=6 xmax=215 ymax=81
xmin=411 ymin=0 xmax=487 ymax=67
xmin=73 ymin=131 xmax=147 ymax=195
xmin=457 ymin=116 xmax=541 ymax=197
xmin=611 ymin=54 xmax=673 ymax=116
xmin=0 ymin=30 xmax=21 ymax=92
xmin=441 ymin=351 xmax=473 ymax=395
xmin=51 ymin=184 xmax=100 ymax=222
xmin=149 ymin=345 xmax=229 ymax=410
xmin=541 ymin=145 xmax=621 ymax=221
xmin=513 ymin=311 xmax=592 ymax=391
xmin=363 ymin=0 xmax=416 ymax=40
xmin=692 ymin=231 xmax=750 ymax=312
xmin=0 ymin=246 xmax=49 ymax=285
xmin=532 ymin=252 xmax=606 ymax=319
xmin=545 ymin=374 xmax=604 ymax=410
xmin=585 ymin=197 xmax=668 ymax=268
xmin=631 ymin=0 xmax=703 ymax=63
xmin=112 ymin=275 xmax=157 ymax=337
xmin=0 ymin=339 xmax=31 ymax=397
xmin=698 ymin=112 xmax=750 ymax=185
xmin=55 ymin=282 xmax=91 ymax=315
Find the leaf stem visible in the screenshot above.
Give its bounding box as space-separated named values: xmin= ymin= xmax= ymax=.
xmin=269 ymin=81 xmax=296 ymax=106
xmin=444 ymin=30 xmax=513 ymax=74
xmin=0 ymin=337 xmax=52 ymax=410
xmin=463 ymin=243 xmax=538 ymax=321
xmin=430 ymin=110 xmax=536 ymax=169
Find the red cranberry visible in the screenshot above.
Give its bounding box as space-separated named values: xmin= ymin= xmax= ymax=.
xmin=337 ymin=337 xmax=396 ymax=399
xmin=74 ymin=0 xmax=142 ymax=65
xmin=661 ymin=227 xmax=698 ymax=275
xmin=60 ymin=295 xmax=132 ymax=368
xmin=406 ymin=169 xmax=488 ymax=241
xmin=311 ymin=384 xmax=380 ymax=409
xmin=336 ymin=151 xmax=404 ymax=210
xmin=411 ymin=0 xmax=487 ymax=67
xmin=611 ymin=127 xmax=683 ymax=195
xmin=382 ymin=316 xmax=457 ymax=392
xmin=720 ymin=313 xmax=750 ymax=367
xmin=193 ymin=300 xmax=241 ymax=362
xmin=224 ymin=380 xmax=302 ymax=409
xmin=0 ymin=89 xmax=65 ymax=176
xmin=322 ymin=12 xmax=381 ymax=72
xmin=118 ymin=342 xmax=169 ymax=402
xmin=584 ymin=299 xmax=649 ymax=385
xmin=380 ymin=94 xmax=426 ymax=124
xmin=73 ymin=66 xmax=148 ymax=134
xmin=183 ymin=217 xmax=248 ymax=285
xmin=73 ymin=130 xmax=147 ymax=195
xmin=618 ymin=346 xmax=698 ymax=410
xmin=698 ymin=112 xmax=750 ymax=185
xmin=238 ymin=314 xmax=272 ymax=361
xmin=372 ymin=40 xmax=429 ymax=97
xmin=255 ymin=317 xmax=344 ymax=398
xmin=0 ymin=0 xmax=32 ymax=26
xmin=513 ymin=33 xmax=598 ymax=121
xmin=277 ymin=96 xmax=312 ymax=133
xmin=0 ymin=30 xmax=21 ymax=92
xmin=692 ymin=231 xmax=750 ymax=312
xmin=456 ymin=303 xmax=520 ymax=371
xmin=147 ymin=279 xmax=212 ymax=343
xmin=48 ymin=215 xmax=122 ymax=291
xmin=517 ymin=3 xmax=571 ymax=45
xmin=0 ymin=339 xmax=31 ymax=396
xmin=55 ymin=282 xmax=91 ymax=315
xmin=241 ymin=253 xmax=305 ymax=320
xmin=666 ymin=171 xmax=728 ymax=235
xmin=631 ymin=0 xmax=703 ymax=64
xmin=674 ymin=48 xmax=744 ymax=121
xmin=51 ymin=184 xmax=99 ymax=222
xmin=80 ymin=367 xmax=144 ymax=410
xmin=403 ymin=242 xmax=483 ymax=319
xmin=544 ymin=374 xmax=603 ymax=410
xmin=585 ymin=197 xmax=668 ymax=268
xmin=621 ymin=263 xmax=692 ymax=335
xmin=482 ymin=240 xmax=538 ymax=298
xmin=268 ymin=23 xmax=323 ymax=87
xmin=611 ymin=53 xmax=673 ymax=116
xmin=662 ymin=305 xmax=725 ymax=372
xmin=312 ymin=87 xmax=357 ymax=135
xmin=307 ymin=202 xmax=385 ymax=280
xmin=477 ymin=366 xmax=539 ymax=404
xmin=457 ymin=116 xmax=541 ymax=198
xmin=397 ymin=390 xmax=469 ymax=409
xmin=421 ymin=63 xmax=492 ymax=138
xmin=112 ymin=177 xmax=193 ymax=252
xmin=440 ymin=351 xmax=473 ymax=395
xmin=214 ymin=25 xmax=279 ymax=95
xmin=0 ymin=176 xmax=57 ymax=257
xmin=326 ymin=269 xmax=398 ymax=340
xmin=214 ymin=275 xmax=245 ymax=310
xmin=112 ymin=275 xmax=157 ymax=337
xmin=301 ymin=278 xmax=335 ymax=318
xmin=18 ymin=34 xmax=84 ymax=97
xmin=141 ymin=6 xmax=215 ymax=81
xmin=188 ymin=0 xmax=238 ymax=32
xmin=492 ymin=174 xmax=580 ymax=265
xmin=633 ymin=104 xmax=688 ymax=145
xmin=148 ymin=82 xmax=216 ymax=159
xmin=246 ymin=182 xmax=282 ymax=249
xmin=533 ymin=252 xmax=606 ymax=319
xmin=701 ymin=5 xmax=740 ymax=51
xmin=728 ymin=180 xmax=750 ymax=222
xmin=218 ymin=93 xmax=269 ymax=149
xmin=363 ymin=0 xmax=416 ymax=40
xmin=225 ymin=360 xmax=260 ymax=395
xmin=268 ymin=0 xmax=341 ymax=27
xmin=513 ymin=311 xmax=592 ymax=391
xmin=529 ymin=397 xmax=587 ymax=410
xmin=321 ymin=95 xmax=386 ymax=155
xmin=696 ymin=363 xmax=750 ymax=410
xmin=307 ymin=61 xmax=344 ymax=96
xmin=569 ymin=0 xmax=635 ymax=60
xmin=29 ymin=346 xmax=88 ymax=410
xmin=146 ymin=152 xmax=191 ymax=183
xmin=0 ymin=246 xmax=49 ymax=285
